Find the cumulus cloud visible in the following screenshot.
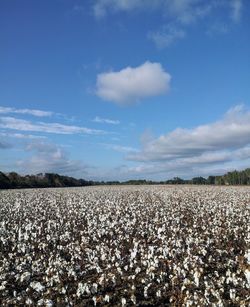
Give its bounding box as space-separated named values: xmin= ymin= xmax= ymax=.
xmin=96 ymin=61 xmax=171 ymax=105
xmin=128 ymin=105 xmax=250 ymax=162
xmin=0 ymin=106 xmax=53 ymax=117
xmin=123 ymin=105 xmax=250 ymax=178
xmin=93 ymin=116 xmax=120 ymax=124
xmin=0 ymin=117 xmax=105 ymax=135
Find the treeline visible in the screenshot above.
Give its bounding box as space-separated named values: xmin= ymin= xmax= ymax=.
xmin=1 ymin=168 xmax=250 ymax=189
xmin=0 ymin=172 xmax=96 ymax=189
xmin=105 ymin=169 xmax=250 ymax=186
xmin=213 ymin=168 xmax=250 ymax=185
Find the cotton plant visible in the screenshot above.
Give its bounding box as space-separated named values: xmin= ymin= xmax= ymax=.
xmin=0 ymin=185 xmax=249 ymax=305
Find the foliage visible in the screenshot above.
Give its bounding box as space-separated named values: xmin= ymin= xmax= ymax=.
xmin=1 ymin=168 xmax=250 ymax=189
xmin=0 ymin=172 xmax=95 ymax=189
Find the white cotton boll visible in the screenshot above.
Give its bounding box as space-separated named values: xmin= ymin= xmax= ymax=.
xmin=18 ymin=228 xmax=22 ymax=241
xmin=131 ymin=249 xmax=137 ymax=260
xmin=194 ymin=270 xmax=200 ymax=287
xmin=131 ymin=294 xmax=136 ymax=304
xmin=148 ymin=266 xmax=155 ymax=272
xmin=98 ymin=275 xmax=105 ymax=286
xmin=101 ymin=254 xmax=106 ymax=261
xmin=76 ymin=283 xmax=86 ymax=297
xmin=0 ymin=281 xmax=7 ymax=291
xmin=121 ymin=297 xmax=126 ymax=306
xmin=244 ymin=269 xmax=250 ymax=287
xmin=37 ymin=299 xmax=45 ymax=306
xmin=245 ymin=250 xmax=250 ymax=264
xmin=104 ymin=294 xmax=110 ymax=302
xmin=20 ymin=271 xmax=31 ymax=283
xmin=91 ymin=283 xmax=98 ymax=294
xmin=23 ymin=232 xmax=29 ymax=241
xmin=45 ymin=300 xmax=54 ymax=307
xmin=229 ymin=289 xmax=236 ymax=300
xmin=25 ymin=298 xmax=33 ymax=305
xmin=30 ymin=281 xmax=45 ymax=292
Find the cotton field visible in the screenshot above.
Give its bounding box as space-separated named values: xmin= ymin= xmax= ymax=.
xmin=0 ymin=186 xmax=249 ymax=306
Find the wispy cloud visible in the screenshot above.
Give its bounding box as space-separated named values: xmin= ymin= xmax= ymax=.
xmin=93 ymin=0 xmax=153 ymax=18
xmin=0 ymin=132 xmax=47 ymax=140
xmin=93 ymin=0 xmax=243 ymax=23
xmin=102 ymin=143 xmax=138 ymax=153
xmin=17 ymin=140 xmax=90 ymax=176
xmin=92 ymin=1 xmax=244 ymax=48
xmin=0 ymin=106 xmax=53 ymax=117
xmin=0 ymin=141 xmax=12 ymax=149
xmin=96 ymin=61 xmax=171 ymax=105
xmin=206 ymin=22 xmax=229 ymax=36
xmin=148 ymin=25 xmax=186 ymax=49
xmin=92 ymin=0 xmax=212 ymax=21
xmin=230 ymin=0 xmax=243 ymax=22
xmin=93 ymin=116 xmax=120 ymax=125
xmin=0 ymin=117 xmax=106 ymax=135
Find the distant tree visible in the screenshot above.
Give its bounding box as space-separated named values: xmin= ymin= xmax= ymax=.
xmin=207 ymin=176 xmax=216 ymax=184
xmin=2 ymin=167 xmax=250 ymax=189
xmin=167 ymin=177 xmax=185 ymax=184
xmin=0 ymin=172 xmax=11 ymax=189
xmin=215 ymin=176 xmax=225 ymax=185
xmin=192 ymin=177 xmax=207 ymax=185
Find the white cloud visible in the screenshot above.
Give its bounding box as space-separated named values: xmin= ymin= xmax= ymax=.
xmin=93 ymin=0 xmax=210 ymax=21
xmin=93 ymin=0 xmax=156 ymax=18
xmin=17 ymin=141 xmax=90 ymax=176
xmin=0 ymin=141 xmax=11 ymax=149
xmin=93 ymin=0 xmax=240 ymax=23
xmin=102 ymin=143 xmax=138 ymax=153
xmin=0 ymin=117 xmax=106 ymax=135
xmin=230 ymin=0 xmax=242 ymax=22
xmin=96 ymin=61 xmax=171 ymax=105
xmin=93 ymin=116 xmax=120 ymax=124
xmin=0 ymin=132 xmax=46 ymax=139
xmin=92 ymin=1 xmax=243 ymax=48
xmin=0 ymin=106 xmax=53 ymax=117
xmin=129 ymin=105 xmax=250 ymax=162
xmin=122 ymin=105 xmax=250 ymax=178
xmin=148 ymin=25 xmax=186 ymax=48
xmin=164 ymin=0 xmax=214 ymax=25
xmin=206 ymin=22 xmax=229 ymax=36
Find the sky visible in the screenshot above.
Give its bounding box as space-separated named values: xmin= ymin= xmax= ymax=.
xmin=0 ymin=0 xmax=250 ymax=181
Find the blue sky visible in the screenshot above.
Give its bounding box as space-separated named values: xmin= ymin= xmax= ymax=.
xmin=0 ymin=0 xmax=250 ymax=180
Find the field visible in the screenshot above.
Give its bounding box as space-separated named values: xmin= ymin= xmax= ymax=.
xmin=0 ymin=185 xmax=249 ymax=306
